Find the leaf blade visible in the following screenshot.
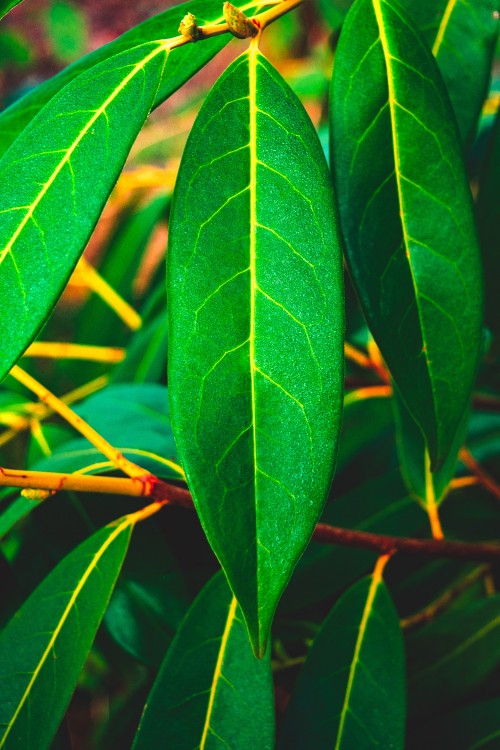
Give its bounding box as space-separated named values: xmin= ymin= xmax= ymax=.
xmin=0 ymin=515 xmax=134 ymax=749
xmin=132 ymin=572 xmax=275 ymax=750
xmin=330 ymin=0 xmax=483 ymax=468
xmin=279 ymin=570 xmax=406 ymax=749
xmin=168 ymin=49 xmax=344 ymax=653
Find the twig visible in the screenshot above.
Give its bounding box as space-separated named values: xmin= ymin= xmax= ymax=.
xmin=313 ymin=524 xmax=500 ymax=563
xmin=400 ymin=565 xmax=490 ymax=631
xmin=23 ymin=342 xmax=125 ymax=363
xmin=459 ymin=446 xmax=500 ymax=501
xmin=1 ymin=466 xmax=499 ymax=564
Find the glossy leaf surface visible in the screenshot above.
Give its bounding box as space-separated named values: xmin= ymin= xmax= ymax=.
xmin=0 ymin=515 xmax=134 ymax=749
xmin=133 ymin=572 xmax=274 ymax=750
xmin=0 ymin=42 xmax=171 ymax=381
xmin=279 ymin=572 xmax=406 ymax=749
xmin=0 ymin=0 xmax=233 ymax=157
xmin=330 ymin=0 xmax=483 ymax=469
xmin=168 ymin=49 xmax=344 ymax=654
xmin=400 ymin=0 xmax=499 ymax=143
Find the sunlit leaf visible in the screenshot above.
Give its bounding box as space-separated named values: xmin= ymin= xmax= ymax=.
xmin=279 ymin=570 xmax=406 ymax=749
xmin=0 ymin=515 xmax=136 ymax=749
xmin=168 ymin=49 xmax=344 ymax=654
xmin=133 ymin=572 xmax=275 ymax=749
xmin=330 ymin=0 xmax=483 ymax=469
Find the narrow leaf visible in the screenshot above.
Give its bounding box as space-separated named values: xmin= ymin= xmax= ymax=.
xmin=168 ymin=49 xmax=344 ymax=654
xmin=407 ymin=594 xmax=500 ymax=715
xmin=330 ymin=0 xmax=483 ymax=469
xmin=0 ymin=515 xmax=135 ymax=749
xmin=279 ymin=568 xmax=406 ymax=749
xmin=0 ymin=42 xmax=170 ymax=380
xmin=0 ymin=0 xmax=22 ymax=21
xmin=133 ymin=572 xmax=275 ymax=750
xmin=0 ymin=0 xmax=233 ymax=157
xmin=399 ymin=0 xmax=499 ymax=143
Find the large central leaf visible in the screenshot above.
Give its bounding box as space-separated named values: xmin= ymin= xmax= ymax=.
xmin=330 ymin=0 xmax=483 ymax=469
xmin=168 ymin=48 xmax=344 ymax=655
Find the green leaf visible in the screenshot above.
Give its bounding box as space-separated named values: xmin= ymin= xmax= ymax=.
xmin=0 ymin=514 xmax=136 ymax=749
xmin=399 ymin=0 xmax=499 ymax=143
xmin=477 ymin=109 xmax=500 ymax=342
xmin=279 ymin=571 xmax=406 ymax=749
xmin=45 ymin=0 xmax=88 ymax=64
xmin=0 ymin=0 xmax=232 ymax=158
xmin=168 ymin=49 xmax=344 ymax=654
xmin=0 ymin=0 xmax=22 ymax=21
xmin=132 ymin=572 xmax=275 ymax=750
xmin=330 ymin=0 xmax=483 ymax=469
xmin=104 ymin=523 xmax=190 ymax=666
xmin=421 ymin=697 xmax=500 ymax=749
xmin=407 ymin=593 xmax=500 ymax=715
xmin=393 ymin=387 xmax=467 ymax=505
xmin=0 ymin=41 xmax=171 ymax=380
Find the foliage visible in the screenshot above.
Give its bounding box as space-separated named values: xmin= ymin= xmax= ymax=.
xmin=0 ymin=0 xmax=499 ymax=747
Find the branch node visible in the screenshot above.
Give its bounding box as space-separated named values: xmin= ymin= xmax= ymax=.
xmin=178 ymin=12 xmax=201 ymax=42
xmin=223 ymin=2 xmax=259 ymax=38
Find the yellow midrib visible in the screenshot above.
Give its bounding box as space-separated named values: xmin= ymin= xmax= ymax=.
xmin=199 ymin=596 xmax=238 ymax=749
xmin=0 ymin=41 xmax=169 ymax=268
xmin=432 ymin=0 xmax=457 ymax=57
xmin=334 ymin=565 xmax=385 ymax=749
xmin=0 ymin=516 xmax=133 ymax=748
xmin=248 ymin=43 xmax=260 ymax=645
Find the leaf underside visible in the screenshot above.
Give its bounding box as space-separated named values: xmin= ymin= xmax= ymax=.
xmin=168 ymin=49 xmax=344 ymax=654
xmin=330 ymin=0 xmax=483 ymax=469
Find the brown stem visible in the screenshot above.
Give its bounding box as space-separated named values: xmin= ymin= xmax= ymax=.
xmin=312 ymin=524 xmax=500 ymax=563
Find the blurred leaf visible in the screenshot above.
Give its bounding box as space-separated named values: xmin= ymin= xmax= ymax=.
xmin=407 ymin=594 xmax=500 ymax=715
xmin=318 ymin=0 xmax=354 ymax=33
xmin=393 ymin=388 xmax=467 ymax=505
xmin=132 ymin=572 xmax=275 ymax=750
xmin=418 ymin=697 xmax=500 ymax=749
xmin=0 ymin=515 xmax=135 ymax=749
xmin=168 ymin=49 xmax=344 ymax=655
xmin=399 ymin=0 xmax=499 ymax=143
xmin=477 ymin=108 xmax=500 ymax=343
xmin=46 ymin=0 xmax=88 ymax=64
xmin=330 ymin=0 xmax=483 ymax=469
xmin=279 ymin=572 xmax=406 ymax=749
xmin=0 ymin=0 xmax=242 ymax=158
xmin=0 ymin=30 xmax=31 ymax=66
xmin=280 ymin=470 xmax=425 ymax=612
xmin=104 ymin=523 xmax=190 ymax=666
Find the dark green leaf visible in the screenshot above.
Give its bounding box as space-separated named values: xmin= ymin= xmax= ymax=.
xmin=330 ymin=0 xmax=483 ymax=469
xmin=168 ymin=49 xmax=344 ymax=654
xmin=0 ymin=515 xmax=135 ymax=749
xmin=419 ymin=697 xmax=500 ymax=749
xmin=279 ymin=571 xmax=406 ymax=749
xmin=407 ymin=593 xmax=500 ymax=715
xmin=133 ymin=572 xmax=275 ymax=750
xmin=0 ymin=0 xmax=22 ymax=21
xmin=0 ymin=0 xmax=233 ymax=158
xmin=399 ymin=0 xmax=499 ymax=143
xmin=393 ymin=387 xmax=467 ymax=505
xmin=477 ymin=109 xmax=500 ymax=341
xmin=104 ymin=523 xmax=190 ymax=666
